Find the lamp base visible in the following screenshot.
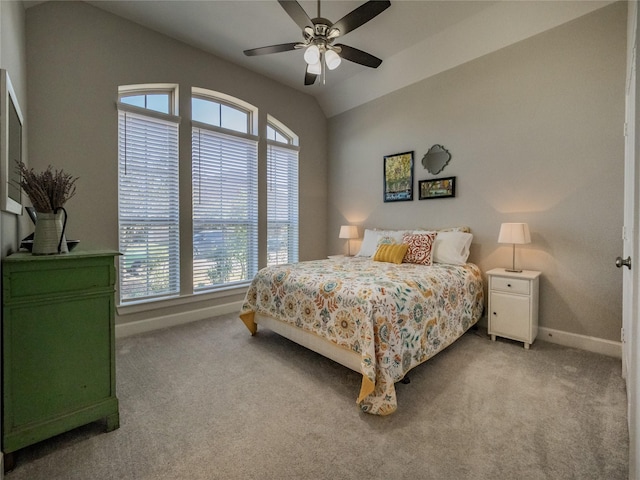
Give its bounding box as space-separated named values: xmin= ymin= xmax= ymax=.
xmin=506 ymin=244 xmax=523 ymax=273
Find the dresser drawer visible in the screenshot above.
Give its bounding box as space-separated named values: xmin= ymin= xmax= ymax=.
xmin=3 ymin=256 xmax=114 ymax=302
xmin=491 ymin=276 xmax=530 ymax=295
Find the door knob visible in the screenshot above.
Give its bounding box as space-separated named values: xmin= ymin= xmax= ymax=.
xmin=616 ymin=256 xmax=632 ymax=269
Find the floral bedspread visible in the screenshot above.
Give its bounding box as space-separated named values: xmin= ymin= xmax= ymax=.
xmin=240 ymin=257 xmax=484 ymax=415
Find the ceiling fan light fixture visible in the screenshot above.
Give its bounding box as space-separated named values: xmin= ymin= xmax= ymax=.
xmin=303 ymin=26 xmax=314 ymax=39
xmin=325 ymin=49 xmax=341 ymax=70
xmin=245 ymin=0 xmax=391 ymax=86
xmin=308 ymin=61 xmax=322 ymax=75
xmin=304 ymin=44 xmax=320 ymax=65
xmin=328 ymin=27 xmax=341 ymax=40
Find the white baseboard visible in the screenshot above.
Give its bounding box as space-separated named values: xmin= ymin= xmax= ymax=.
xmin=538 ymin=327 xmax=622 ymax=358
xmin=114 ymin=307 xmax=622 ymax=359
xmin=115 ymin=301 xmax=242 ymax=338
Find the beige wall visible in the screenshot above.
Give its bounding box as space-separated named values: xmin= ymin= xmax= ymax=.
xmin=328 ymin=3 xmax=626 ymax=342
xmin=25 ymin=1 xmax=327 ymax=325
xmin=17 ymin=0 xmax=629 ymax=341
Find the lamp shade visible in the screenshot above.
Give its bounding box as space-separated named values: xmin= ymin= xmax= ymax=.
xmin=339 ymin=225 xmax=358 ymax=239
xmin=304 ymin=45 xmax=320 ymax=65
xmin=325 ymin=49 xmax=342 ymax=70
xmin=498 ymin=223 xmax=531 ymax=245
xmin=307 ymin=61 xmax=322 ymax=75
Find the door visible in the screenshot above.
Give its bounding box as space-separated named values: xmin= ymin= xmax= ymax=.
xmin=622 ymin=2 xmax=640 ymax=477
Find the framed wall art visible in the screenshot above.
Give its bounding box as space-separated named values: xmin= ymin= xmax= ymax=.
xmin=383 ymin=151 xmax=414 ymax=202
xmin=0 ymin=69 xmax=23 ymax=214
xmin=419 ymin=176 xmax=456 ymax=200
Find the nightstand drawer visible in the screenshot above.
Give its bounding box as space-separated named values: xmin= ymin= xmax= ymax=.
xmin=491 ymin=276 xmax=529 ymax=295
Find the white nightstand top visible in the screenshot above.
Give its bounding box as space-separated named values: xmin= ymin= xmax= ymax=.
xmin=486 ymin=268 xmax=541 ymax=280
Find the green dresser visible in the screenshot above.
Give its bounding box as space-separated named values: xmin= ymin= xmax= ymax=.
xmin=2 ymin=250 xmax=119 ymax=465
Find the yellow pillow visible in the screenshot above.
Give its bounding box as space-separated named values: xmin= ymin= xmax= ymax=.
xmin=373 ymin=243 xmax=408 ymax=264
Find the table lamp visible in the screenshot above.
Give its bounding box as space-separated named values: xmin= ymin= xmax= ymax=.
xmin=498 ymin=223 xmax=531 ymax=273
xmin=339 ymin=225 xmax=359 ymax=256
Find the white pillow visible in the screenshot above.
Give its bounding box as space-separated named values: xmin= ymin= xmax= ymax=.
xmin=356 ymin=229 xmax=406 ymax=257
xmin=433 ymin=231 xmax=473 ymax=265
xmin=356 ymin=229 xmax=380 ymax=257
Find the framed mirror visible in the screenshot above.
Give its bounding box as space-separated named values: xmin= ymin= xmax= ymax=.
xmin=421 ymin=144 xmax=451 ymax=175
xmin=1 ymin=69 xmax=23 ymax=214
xmin=1 ymin=70 xmax=23 ymax=214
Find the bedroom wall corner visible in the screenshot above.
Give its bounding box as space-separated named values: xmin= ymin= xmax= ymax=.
xmin=327 ymin=2 xmax=626 ymax=344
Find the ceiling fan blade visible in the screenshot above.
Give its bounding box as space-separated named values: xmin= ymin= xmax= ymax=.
xmin=332 ymin=0 xmax=391 ymax=37
xmin=335 ymin=44 xmax=382 ymax=68
xmin=304 ymin=67 xmax=318 ymax=86
xmin=244 ymin=42 xmax=300 ymax=56
xmin=278 ymin=0 xmax=313 ymax=30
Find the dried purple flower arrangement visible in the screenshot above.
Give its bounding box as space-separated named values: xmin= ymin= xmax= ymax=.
xmin=16 ymin=161 xmax=78 ymax=213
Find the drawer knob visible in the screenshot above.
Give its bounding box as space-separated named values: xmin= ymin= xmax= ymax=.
xmin=492 ymin=312 xmax=497 ymax=315
xmin=507 ymin=283 xmax=512 ymax=287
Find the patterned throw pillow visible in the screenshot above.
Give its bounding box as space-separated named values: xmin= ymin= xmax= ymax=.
xmin=373 ymin=243 xmax=409 ymax=264
xmin=402 ymin=232 xmax=437 ymax=265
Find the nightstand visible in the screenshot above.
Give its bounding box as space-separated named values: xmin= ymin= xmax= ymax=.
xmin=487 ymin=268 xmax=541 ymax=349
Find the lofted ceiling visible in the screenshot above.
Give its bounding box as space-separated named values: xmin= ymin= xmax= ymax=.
xmin=80 ymin=0 xmax=613 ymax=117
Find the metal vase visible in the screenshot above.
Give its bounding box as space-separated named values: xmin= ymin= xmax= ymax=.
xmin=32 ymin=208 xmax=68 ymax=255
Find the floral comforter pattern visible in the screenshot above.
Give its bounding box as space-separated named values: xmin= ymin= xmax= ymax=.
xmin=240 ymin=257 xmax=484 ymax=415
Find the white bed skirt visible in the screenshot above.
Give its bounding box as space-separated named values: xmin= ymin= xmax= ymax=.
xmin=255 ymin=313 xmax=363 ymax=373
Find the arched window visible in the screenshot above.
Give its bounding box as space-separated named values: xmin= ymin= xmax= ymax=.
xmin=117 ymin=84 xmax=300 ymax=304
xmin=191 ymin=88 xmax=259 ymax=291
xmin=266 ymin=115 xmax=299 ymax=266
xmin=117 ymin=84 xmax=180 ymax=302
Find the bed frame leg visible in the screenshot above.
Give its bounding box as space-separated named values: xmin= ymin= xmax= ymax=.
xmin=400 ymin=376 xmax=410 ymax=384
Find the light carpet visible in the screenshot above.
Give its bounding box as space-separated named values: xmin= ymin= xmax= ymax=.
xmin=5 ymin=313 xmax=628 ymax=479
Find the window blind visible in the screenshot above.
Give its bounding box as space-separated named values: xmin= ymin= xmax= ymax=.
xmin=118 ymin=108 xmax=180 ymax=302
xmin=192 ymin=126 xmax=258 ymax=291
xmin=267 ymin=141 xmax=299 ymax=266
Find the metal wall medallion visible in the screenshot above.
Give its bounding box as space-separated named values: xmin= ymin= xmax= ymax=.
xmin=421 ymin=144 xmax=451 ymax=175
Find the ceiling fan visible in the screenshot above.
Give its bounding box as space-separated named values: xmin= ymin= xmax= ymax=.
xmin=243 ymin=0 xmax=391 ymax=86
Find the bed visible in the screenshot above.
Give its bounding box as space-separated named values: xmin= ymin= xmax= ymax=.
xmin=240 ymin=228 xmax=484 ymax=415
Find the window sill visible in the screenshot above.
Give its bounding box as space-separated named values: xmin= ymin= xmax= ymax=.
xmin=117 ymin=283 xmax=249 ymax=316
